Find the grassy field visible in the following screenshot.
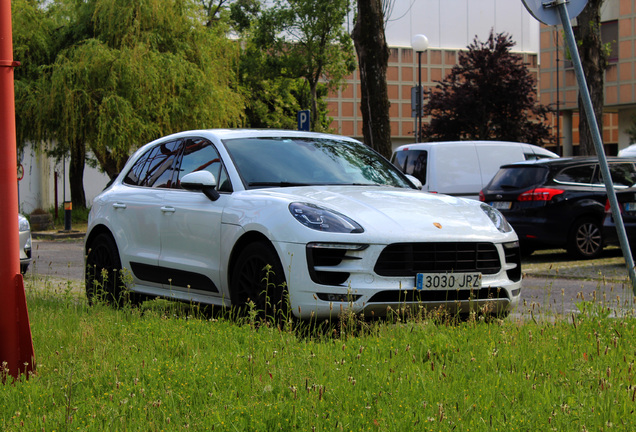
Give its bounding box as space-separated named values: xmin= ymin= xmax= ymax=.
xmin=2 ymin=277 xmax=636 ymax=431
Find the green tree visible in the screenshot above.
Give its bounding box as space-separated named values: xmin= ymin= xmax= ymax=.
xmin=230 ymin=1 xmax=310 ymax=130
xmin=421 ymin=31 xmax=552 ymax=145
xmin=573 ymin=0 xmax=606 ymax=156
xmin=251 ymin=0 xmax=356 ymax=131
xmin=13 ymin=0 xmax=244 ymax=208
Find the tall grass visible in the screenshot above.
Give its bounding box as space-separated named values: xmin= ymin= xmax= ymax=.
xmin=2 ymin=277 xmax=636 ymax=431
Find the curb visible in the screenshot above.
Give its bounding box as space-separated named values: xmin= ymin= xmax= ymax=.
xmin=523 ymin=271 xmax=629 ymax=284
xmin=32 ymin=230 xmax=85 ymax=240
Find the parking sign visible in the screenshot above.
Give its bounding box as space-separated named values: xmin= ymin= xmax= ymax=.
xmin=297 ymin=110 xmax=310 ymax=131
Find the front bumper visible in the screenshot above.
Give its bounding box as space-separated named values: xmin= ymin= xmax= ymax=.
xmin=277 ymin=241 xmax=522 ymax=320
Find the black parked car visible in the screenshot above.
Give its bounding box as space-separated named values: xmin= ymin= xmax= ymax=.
xmin=479 ymin=157 xmax=636 ymax=259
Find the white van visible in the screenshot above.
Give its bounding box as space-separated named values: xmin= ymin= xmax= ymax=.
xmin=391 ymin=141 xmax=559 ymax=199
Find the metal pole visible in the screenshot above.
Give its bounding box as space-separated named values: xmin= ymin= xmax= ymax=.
xmin=556 ymin=0 xmax=636 ymax=293
xmin=0 ymin=0 xmax=35 ymax=380
xmin=417 ymin=51 xmax=422 ymax=143
xmin=555 ymin=27 xmax=561 ymax=155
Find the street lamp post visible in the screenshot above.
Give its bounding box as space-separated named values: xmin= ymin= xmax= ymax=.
xmin=411 ymin=34 xmax=429 ymax=143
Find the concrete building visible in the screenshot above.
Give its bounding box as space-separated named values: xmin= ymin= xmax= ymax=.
xmin=328 ymin=0 xmax=541 ymax=148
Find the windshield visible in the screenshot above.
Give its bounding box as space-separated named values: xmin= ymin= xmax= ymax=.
xmin=223 ymin=137 xmax=414 ymax=189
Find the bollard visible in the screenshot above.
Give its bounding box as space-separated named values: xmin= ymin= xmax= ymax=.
xmin=64 ymin=201 xmax=72 ymax=231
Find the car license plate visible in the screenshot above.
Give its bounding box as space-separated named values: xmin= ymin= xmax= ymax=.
xmin=416 ymin=273 xmax=481 ymax=290
xmin=490 ymin=201 xmax=512 ymax=210
xmin=625 ymin=202 xmax=636 ymax=212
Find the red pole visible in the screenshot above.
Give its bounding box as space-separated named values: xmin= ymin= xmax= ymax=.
xmin=0 ymin=0 xmax=35 ymax=380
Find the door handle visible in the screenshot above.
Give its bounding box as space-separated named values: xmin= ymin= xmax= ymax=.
xmin=112 ymin=203 xmax=127 ymax=209
xmin=161 ymin=206 xmax=176 ymax=213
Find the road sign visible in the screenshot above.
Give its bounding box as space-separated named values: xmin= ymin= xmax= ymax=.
xmin=521 ymin=0 xmax=587 ymax=26
xmin=297 ymin=110 xmax=310 ymax=131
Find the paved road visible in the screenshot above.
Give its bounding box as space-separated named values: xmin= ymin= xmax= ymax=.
xmin=29 ymin=238 xmax=85 ymax=281
xmin=28 ymin=238 xmax=636 ymax=317
xmin=519 ymin=275 xmax=633 ymax=318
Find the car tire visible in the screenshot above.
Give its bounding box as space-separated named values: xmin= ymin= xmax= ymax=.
xmin=85 ymin=233 xmax=128 ymax=307
xmin=230 ymin=242 xmax=288 ymax=319
xmin=567 ymin=217 xmax=603 ymax=259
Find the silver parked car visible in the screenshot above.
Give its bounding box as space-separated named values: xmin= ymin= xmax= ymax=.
xmin=19 ymin=214 xmax=32 ymax=274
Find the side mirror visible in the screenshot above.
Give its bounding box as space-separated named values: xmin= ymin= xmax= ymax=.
xmin=405 ymin=174 xmax=423 ymax=190
xmin=181 ymin=171 xmax=220 ymax=201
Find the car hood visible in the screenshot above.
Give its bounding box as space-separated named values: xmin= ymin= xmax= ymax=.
xmin=229 ymin=186 xmax=513 ymax=242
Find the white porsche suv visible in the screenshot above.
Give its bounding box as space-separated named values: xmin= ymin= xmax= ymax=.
xmin=85 ymin=129 xmax=521 ymax=319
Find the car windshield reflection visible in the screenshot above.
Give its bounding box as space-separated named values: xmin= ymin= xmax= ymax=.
xmin=223 ymin=137 xmax=412 ymax=189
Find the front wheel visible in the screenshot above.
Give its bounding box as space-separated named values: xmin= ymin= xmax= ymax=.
xmin=567 ymin=217 xmax=603 ymax=259
xmin=85 ymin=233 xmax=127 ymax=306
xmin=230 ymin=242 xmax=288 ymax=319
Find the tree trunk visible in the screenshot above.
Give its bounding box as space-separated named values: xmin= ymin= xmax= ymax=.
xmin=69 ymin=139 xmax=87 ymax=209
xmin=352 ymin=0 xmax=392 ymax=158
xmin=310 ymin=80 xmax=319 ymax=131
xmin=574 ymin=0 xmax=606 ymax=156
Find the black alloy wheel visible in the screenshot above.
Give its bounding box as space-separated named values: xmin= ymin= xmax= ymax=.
xmin=231 ymin=242 xmax=288 ymax=319
xmin=85 ymin=233 xmax=127 ymax=306
xmin=567 ymin=217 xmax=603 ymax=259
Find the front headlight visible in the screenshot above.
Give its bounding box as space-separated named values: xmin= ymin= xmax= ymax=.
xmin=480 ymin=203 xmax=512 ymax=233
xmin=18 ymin=216 xmax=30 ymax=232
xmin=289 ymin=203 xmax=364 ymax=233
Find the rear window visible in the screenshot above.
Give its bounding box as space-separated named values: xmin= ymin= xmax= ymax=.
xmin=391 ymin=150 xmax=428 ymax=185
xmin=487 ymin=166 xmax=548 ymax=190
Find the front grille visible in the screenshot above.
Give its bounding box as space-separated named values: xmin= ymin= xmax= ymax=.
xmin=374 ymin=242 xmax=501 ymax=277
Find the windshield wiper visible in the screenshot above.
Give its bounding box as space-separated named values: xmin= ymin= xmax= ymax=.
xmin=248 ymin=182 xmax=312 ymax=187
xmin=248 ymin=181 xmax=386 ymax=188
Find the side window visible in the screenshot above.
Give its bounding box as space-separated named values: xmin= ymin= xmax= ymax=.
xmin=599 ymin=163 xmax=636 ymax=188
xmin=123 ymin=140 xmax=181 ymax=188
xmin=174 ymin=138 xmax=232 ymax=192
xmin=554 ymin=165 xmax=595 ymax=184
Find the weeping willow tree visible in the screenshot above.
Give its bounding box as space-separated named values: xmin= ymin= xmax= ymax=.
xmin=14 ymin=0 xmax=244 ymax=208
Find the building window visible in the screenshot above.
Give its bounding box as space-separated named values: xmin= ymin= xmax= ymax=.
xmin=601 ymin=20 xmax=618 ymax=64
xmin=565 ymin=20 xmax=618 ymax=68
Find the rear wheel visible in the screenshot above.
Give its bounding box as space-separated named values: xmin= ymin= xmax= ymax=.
xmin=567 ymin=217 xmax=603 ymax=259
xmin=231 ymin=242 xmax=288 ymax=319
xmin=85 ymin=233 xmax=128 ymax=306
